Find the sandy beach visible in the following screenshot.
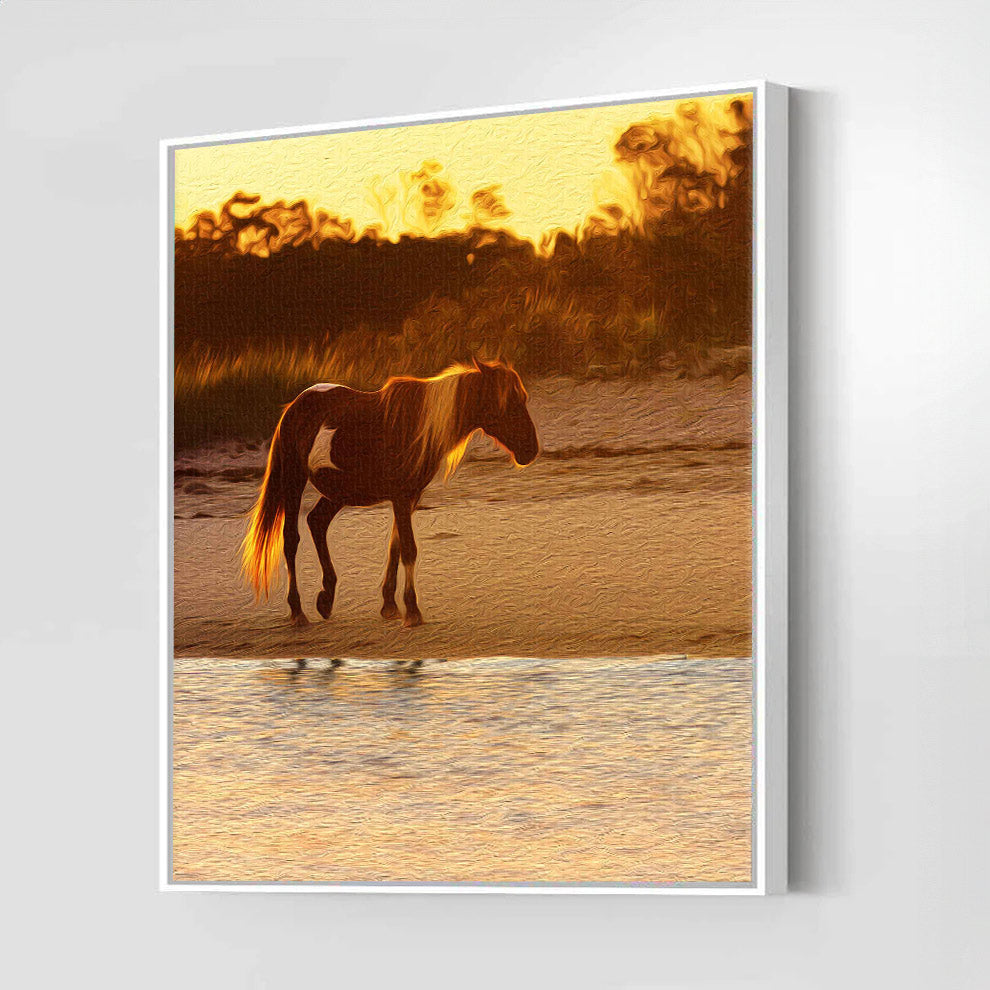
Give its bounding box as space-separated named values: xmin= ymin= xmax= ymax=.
xmin=173 ymin=374 xmax=752 ymax=660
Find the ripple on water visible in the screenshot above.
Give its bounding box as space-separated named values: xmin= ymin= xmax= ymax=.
xmin=171 ymin=653 xmax=754 ymax=884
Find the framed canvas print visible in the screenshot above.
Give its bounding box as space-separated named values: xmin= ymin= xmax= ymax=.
xmin=161 ymin=81 xmax=787 ymax=893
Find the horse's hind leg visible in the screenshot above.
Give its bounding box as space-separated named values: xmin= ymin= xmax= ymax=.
xmin=283 ymin=486 xmax=308 ymax=627
xmin=307 ymin=496 xmax=342 ymax=619
xmin=380 ymin=520 xmax=401 ymax=620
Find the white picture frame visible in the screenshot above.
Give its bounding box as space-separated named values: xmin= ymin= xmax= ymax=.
xmin=160 ymin=80 xmax=788 ymax=894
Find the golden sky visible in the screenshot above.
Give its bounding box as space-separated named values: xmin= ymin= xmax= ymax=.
xmin=174 ymin=93 xmax=750 ymax=246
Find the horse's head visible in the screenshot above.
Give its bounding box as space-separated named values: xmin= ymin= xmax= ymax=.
xmin=471 ymin=359 xmax=539 ymax=466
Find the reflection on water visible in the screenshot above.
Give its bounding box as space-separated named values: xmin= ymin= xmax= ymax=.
xmin=172 ymin=655 xmax=752 ymax=883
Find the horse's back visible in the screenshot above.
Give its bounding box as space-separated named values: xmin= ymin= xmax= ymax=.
xmin=290 ymin=381 xmax=370 ymax=421
xmin=284 ymin=382 xmax=389 ymax=483
xmin=280 ymin=382 xmax=360 ymax=460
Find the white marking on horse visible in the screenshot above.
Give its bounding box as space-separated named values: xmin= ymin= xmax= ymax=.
xmin=308 ymin=426 xmax=341 ymax=474
xmin=305 ymin=382 xmax=342 ymax=393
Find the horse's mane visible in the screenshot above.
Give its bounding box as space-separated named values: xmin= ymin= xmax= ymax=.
xmin=381 ymin=363 xmax=479 ymax=482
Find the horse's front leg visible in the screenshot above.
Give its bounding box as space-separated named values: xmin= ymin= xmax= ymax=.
xmin=380 ymin=519 xmax=401 ymax=620
xmin=392 ymin=497 xmax=422 ymax=628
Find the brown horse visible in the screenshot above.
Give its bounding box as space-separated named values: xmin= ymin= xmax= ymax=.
xmin=241 ymin=359 xmax=539 ymax=628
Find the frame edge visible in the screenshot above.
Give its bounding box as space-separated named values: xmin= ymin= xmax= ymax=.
xmin=159 ymin=81 xmax=788 ymax=895
xmin=760 ymin=81 xmax=789 ymax=894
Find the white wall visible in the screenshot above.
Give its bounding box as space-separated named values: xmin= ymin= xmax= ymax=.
xmin=2 ymin=1 xmax=988 ymax=986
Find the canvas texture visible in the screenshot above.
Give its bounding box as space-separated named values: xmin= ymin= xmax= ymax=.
xmin=170 ymin=92 xmax=755 ymax=884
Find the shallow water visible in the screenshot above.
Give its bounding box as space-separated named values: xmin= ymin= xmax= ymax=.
xmin=172 ymin=654 xmax=753 ymax=884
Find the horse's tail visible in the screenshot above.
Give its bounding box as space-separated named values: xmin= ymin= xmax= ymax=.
xmin=241 ymin=411 xmax=296 ymax=600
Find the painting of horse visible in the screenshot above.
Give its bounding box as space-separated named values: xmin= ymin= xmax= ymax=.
xmin=169 ymin=87 xmax=761 ymax=886
xmin=241 ymin=359 xmax=539 ymax=628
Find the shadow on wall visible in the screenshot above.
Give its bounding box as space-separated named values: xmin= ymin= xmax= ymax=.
xmin=787 ymin=86 xmax=849 ymax=894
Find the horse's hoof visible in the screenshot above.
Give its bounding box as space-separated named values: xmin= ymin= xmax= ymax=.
xmin=316 ymin=590 xmax=334 ymax=619
xmin=290 ymin=612 xmax=310 ymax=628
xmin=381 ymin=603 xmax=401 ymax=620
xmin=403 ymin=611 xmax=424 ymax=629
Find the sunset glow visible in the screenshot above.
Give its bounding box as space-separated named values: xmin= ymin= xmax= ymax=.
xmin=174 ymin=93 xmax=752 ymax=247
